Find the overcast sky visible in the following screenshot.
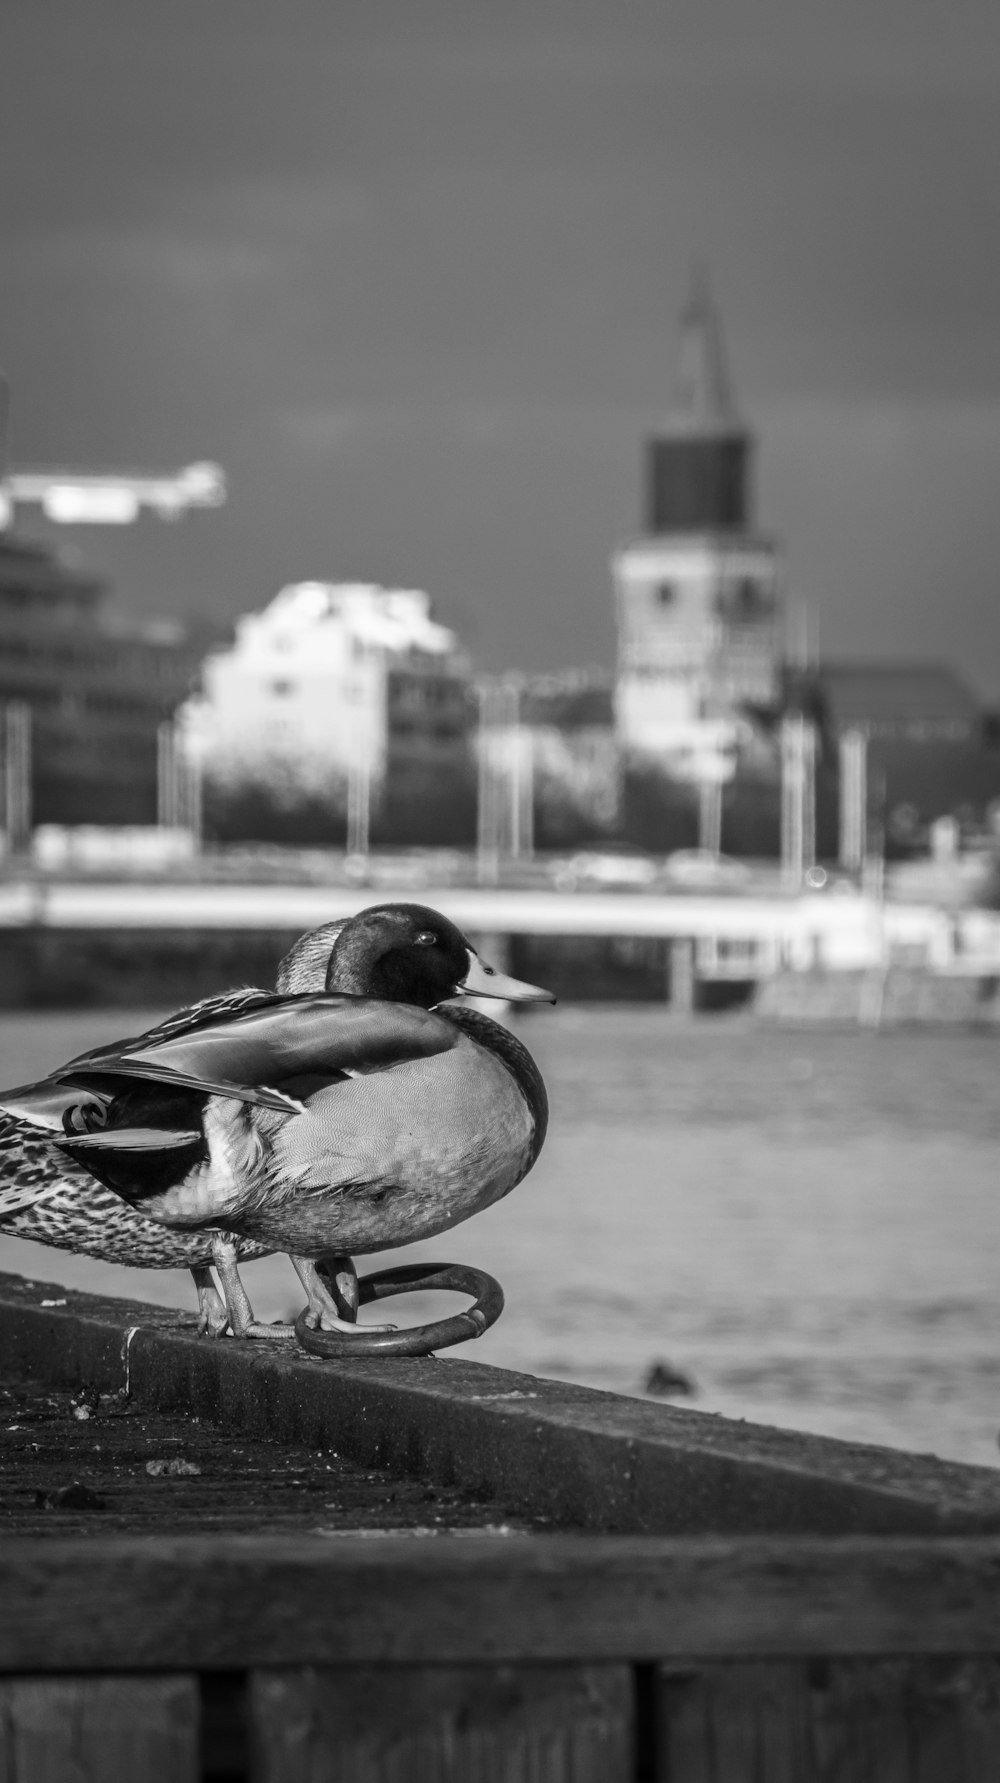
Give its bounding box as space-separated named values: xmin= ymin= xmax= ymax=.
xmin=4 ymin=2 xmax=1000 ymax=692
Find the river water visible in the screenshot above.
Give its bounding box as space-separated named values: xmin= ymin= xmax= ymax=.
xmin=1 ymin=1007 xmax=997 ymax=1469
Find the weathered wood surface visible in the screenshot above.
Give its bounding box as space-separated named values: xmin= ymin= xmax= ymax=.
xmin=654 ymin=1658 xmax=1000 ymax=1781
xmin=249 ymin=1665 xmax=634 ymax=1783
xmin=658 ymin=1661 xmax=814 ymax=1781
xmin=3 ymin=1272 xmax=1000 ymax=1537
xmin=2 ymin=1662 xmax=997 ymax=1782
xmin=0 ymin=1676 xmax=199 ymax=1782
xmin=3 ymin=1280 xmax=1000 ymax=1778
xmin=1 ymin=1533 xmax=1000 ymax=1671
xmin=0 ymin=1374 xmax=528 ymax=1539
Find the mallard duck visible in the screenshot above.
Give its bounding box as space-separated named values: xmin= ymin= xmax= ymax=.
xmin=0 ymin=904 xmax=554 ymax=1340
xmin=0 ymin=922 xmax=347 ymax=1335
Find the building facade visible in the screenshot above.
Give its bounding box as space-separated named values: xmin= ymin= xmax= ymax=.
xmin=0 ymin=531 xmax=208 ymax=835
xmin=183 ymin=581 xmax=474 ymax=846
xmin=812 ymin=662 xmax=1000 ymax=862
xmin=519 ymin=669 xmax=619 ymax=848
xmin=611 ymin=280 xmax=786 ymax=853
xmin=614 ymin=279 xmax=783 ymax=785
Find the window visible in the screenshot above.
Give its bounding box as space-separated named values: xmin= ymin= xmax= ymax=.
xmin=719 ymin=578 xmax=772 ymax=618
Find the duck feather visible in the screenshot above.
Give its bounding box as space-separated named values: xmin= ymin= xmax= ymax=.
xmin=61 ymin=995 xmax=463 ymax=1108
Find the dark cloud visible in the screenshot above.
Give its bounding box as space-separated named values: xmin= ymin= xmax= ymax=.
xmin=4 ymin=1 xmax=1000 ymax=690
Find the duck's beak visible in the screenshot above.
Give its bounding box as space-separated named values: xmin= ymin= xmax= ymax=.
xmin=457 ymin=951 xmax=556 ymax=1003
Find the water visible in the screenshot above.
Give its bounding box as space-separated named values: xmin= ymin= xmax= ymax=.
xmin=1 ymin=1007 xmax=998 ymax=1469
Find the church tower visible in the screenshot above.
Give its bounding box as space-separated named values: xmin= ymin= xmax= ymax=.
xmin=613 ymin=276 xmax=783 ymax=775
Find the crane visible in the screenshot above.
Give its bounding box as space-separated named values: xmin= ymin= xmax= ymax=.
xmin=1 ymin=460 xmax=226 ymax=527
xmin=0 ymin=373 xmax=226 ymax=528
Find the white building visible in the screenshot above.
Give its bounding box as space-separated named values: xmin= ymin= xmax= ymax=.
xmin=182 ymin=582 xmax=470 ymax=823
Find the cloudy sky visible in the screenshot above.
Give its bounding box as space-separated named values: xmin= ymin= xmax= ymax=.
xmin=4 ymin=2 xmax=1000 ymax=691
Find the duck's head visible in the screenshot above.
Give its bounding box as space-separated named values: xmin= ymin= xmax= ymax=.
xmin=314 ymin=902 xmax=555 ymax=1009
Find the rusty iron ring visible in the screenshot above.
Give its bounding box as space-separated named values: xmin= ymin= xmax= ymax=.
xmin=294 ymin=1261 xmax=505 ymax=1359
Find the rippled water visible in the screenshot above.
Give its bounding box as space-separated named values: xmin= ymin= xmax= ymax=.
xmin=1 ymin=1007 xmax=998 ymax=1468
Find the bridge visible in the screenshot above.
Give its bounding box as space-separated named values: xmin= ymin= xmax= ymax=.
xmin=0 ymin=879 xmax=994 ymax=977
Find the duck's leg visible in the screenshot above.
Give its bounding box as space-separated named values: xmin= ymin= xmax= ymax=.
xmin=191 ymin=1265 xmax=229 ymax=1337
xmin=292 ymin=1254 xmax=395 ymax=1334
xmin=316 ymin=1254 xmax=359 ymax=1323
xmin=210 ymin=1232 xmax=297 ymax=1340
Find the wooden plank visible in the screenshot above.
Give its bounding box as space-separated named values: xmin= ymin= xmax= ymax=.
xmin=655 ymin=1658 xmax=1000 ymax=1781
xmin=248 ymin=1664 xmax=633 ymax=1783
xmin=5 ymin=1273 xmax=1000 ymax=1539
xmin=0 ymin=1676 xmax=199 ymax=1782
xmin=812 ymin=1658 xmax=1000 ymax=1783
xmin=2 ymin=1534 xmax=1000 ymax=1671
xmin=0 ymin=1368 xmax=528 ymax=1540
xmin=657 ymin=1662 xmax=813 ymax=1782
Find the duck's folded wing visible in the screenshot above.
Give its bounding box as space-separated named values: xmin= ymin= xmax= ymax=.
xmin=58 ymin=1127 xmax=202 ymax=1153
xmin=64 ymin=987 xmax=285 ymax=1069
xmin=0 ymin=1078 xmax=114 ymax=1133
xmin=50 ymin=996 xmax=462 ymax=1108
xmin=0 ymin=1004 xmax=300 ymax=1129
xmin=0 ymin=1069 xmax=297 ymax=1129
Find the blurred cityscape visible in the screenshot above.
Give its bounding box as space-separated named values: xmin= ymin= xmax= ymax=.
xmin=2 ymin=281 xmax=1000 ymax=1012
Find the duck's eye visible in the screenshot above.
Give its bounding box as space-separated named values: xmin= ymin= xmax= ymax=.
xmin=414 ymin=931 xmax=438 ymax=946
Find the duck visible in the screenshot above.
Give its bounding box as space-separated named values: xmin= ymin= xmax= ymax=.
xmin=0 ymin=904 xmax=554 ymax=1340
xmin=0 ymin=922 xmax=350 ymax=1336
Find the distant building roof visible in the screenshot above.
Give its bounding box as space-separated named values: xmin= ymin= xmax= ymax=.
xmin=233 ymin=581 xmax=462 ymax=665
xmin=817 ymin=663 xmax=981 ymax=736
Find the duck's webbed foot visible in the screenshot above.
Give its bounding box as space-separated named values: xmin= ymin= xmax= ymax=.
xmin=293 ymin=1254 xmax=396 ymax=1335
xmin=210 ymin=1232 xmax=297 ymax=1341
xmin=191 ymin=1264 xmax=229 ymax=1338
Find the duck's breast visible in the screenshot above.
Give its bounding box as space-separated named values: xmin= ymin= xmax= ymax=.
xmin=257 ymin=1028 xmax=537 ymax=1252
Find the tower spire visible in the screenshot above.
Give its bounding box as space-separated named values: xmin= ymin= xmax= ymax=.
xmin=668 ymin=265 xmax=740 ymax=435
xmin=644 ymin=271 xmax=752 ymax=533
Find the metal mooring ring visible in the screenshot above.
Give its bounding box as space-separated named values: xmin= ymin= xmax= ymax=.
xmin=294 ymin=1261 xmax=505 ymax=1359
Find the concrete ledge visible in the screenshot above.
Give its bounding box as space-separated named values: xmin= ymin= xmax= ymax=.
xmin=3 ymin=1271 xmax=1000 ymax=1537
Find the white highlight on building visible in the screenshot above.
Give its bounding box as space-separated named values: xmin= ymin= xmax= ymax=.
xmin=181 ymin=581 xmax=463 ymax=801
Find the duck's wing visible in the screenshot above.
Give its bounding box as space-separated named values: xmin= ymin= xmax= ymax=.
xmin=65 ymin=986 xmax=286 ymax=1068
xmin=69 ymin=996 xmax=463 ymax=1098
xmin=0 ymin=1064 xmax=296 ymax=1129
xmin=0 ymin=1080 xmax=112 ymax=1133
xmin=4 ymin=997 xmax=462 ymax=1128
xmin=0 ymin=988 xmax=304 ymax=1133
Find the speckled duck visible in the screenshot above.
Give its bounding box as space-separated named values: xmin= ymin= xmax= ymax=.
xmin=0 ymin=905 xmax=554 ymax=1338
